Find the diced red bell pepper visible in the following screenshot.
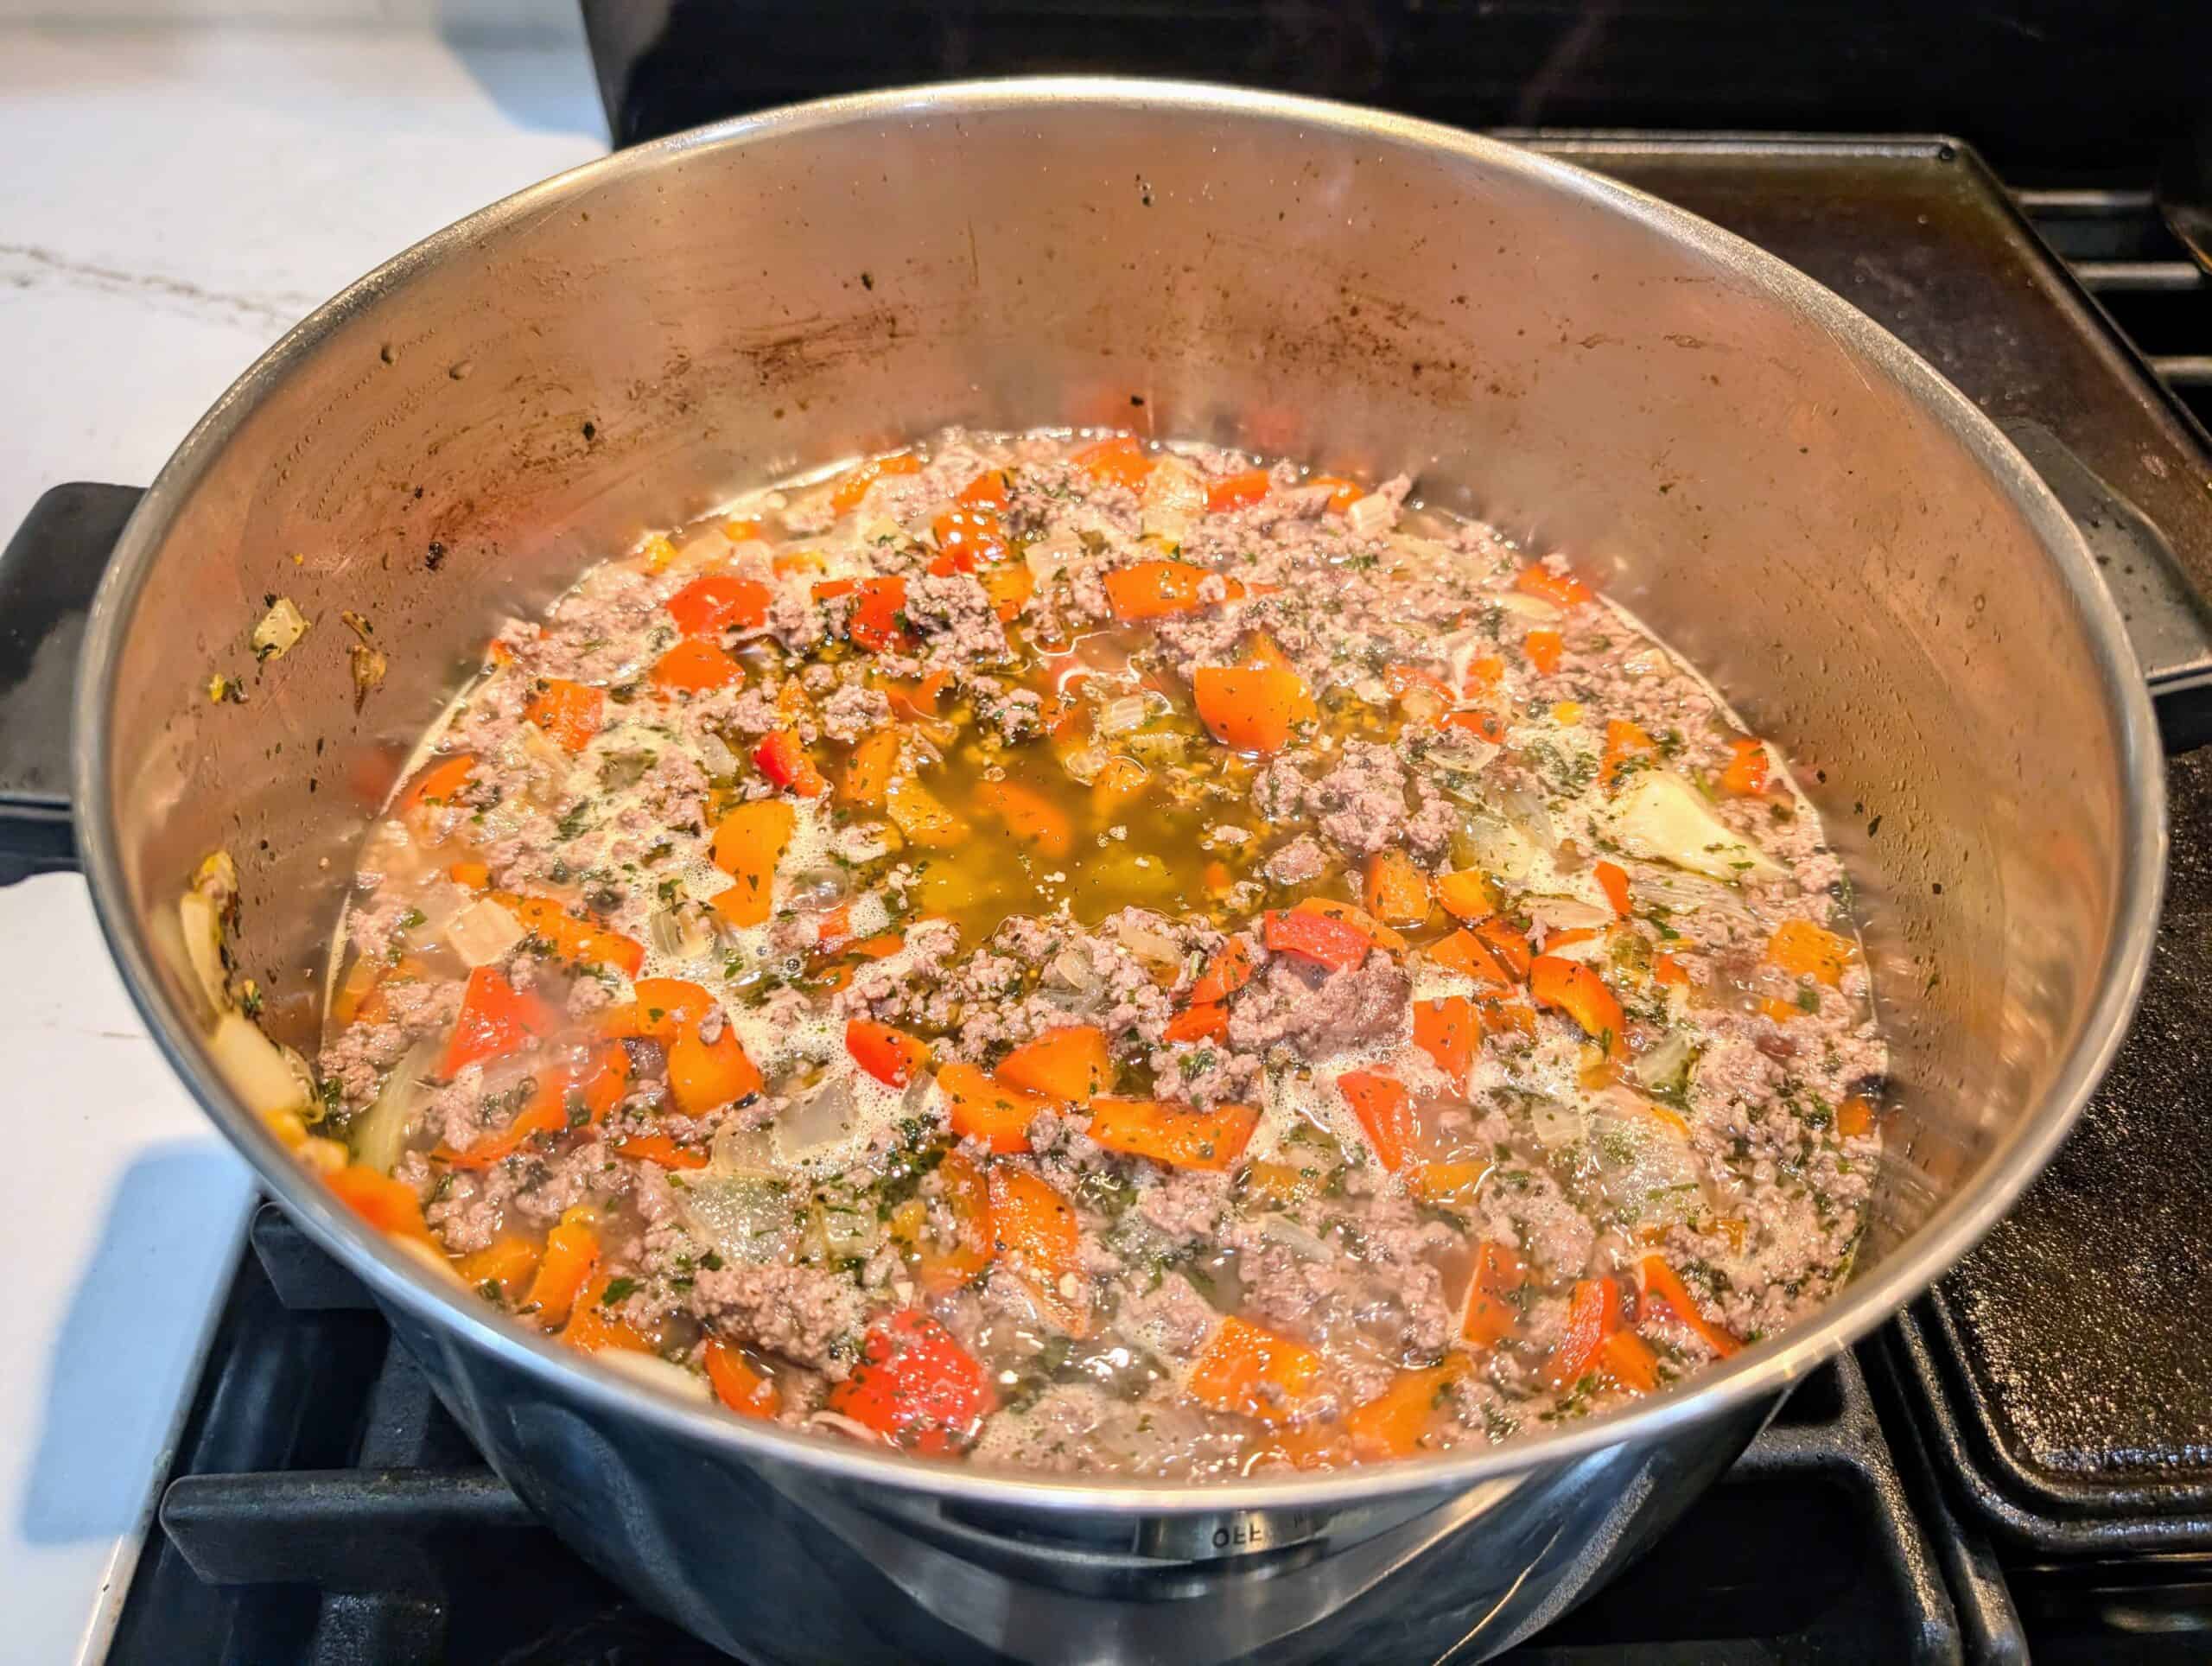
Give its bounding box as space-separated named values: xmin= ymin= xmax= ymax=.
xmin=1261 ymin=907 xmax=1370 ymax=971
xmin=1338 ymin=1070 xmax=1416 ymax=1171
xmin=826 ymin=1310 xmax=995 ymax=1455
xmin=753 ymin=728 xmax=827 ymax=797
xmin=438 ymin=965 xmax=556 ymax=1078
xmin=667 ymin=573 xmax=772 ymax=639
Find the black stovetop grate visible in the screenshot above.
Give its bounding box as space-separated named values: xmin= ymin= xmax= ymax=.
xmin=112 ymin=1204 xmax=1973 ymax=1666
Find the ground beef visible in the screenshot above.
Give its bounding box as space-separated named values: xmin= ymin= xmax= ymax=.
xmin=1228 ymin=954 xmax=1410 ymax=1056
xmin=1263 ymin=835 xmax=1328 ymax=886
xmin=819 ymin=679 xmax=890 ymax=743
xmin=692 ymin=1264 xmax=871 ymax=1379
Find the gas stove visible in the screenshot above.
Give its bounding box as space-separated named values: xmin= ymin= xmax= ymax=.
xmin=10 ymin=118 xmax=2212 ymax=1665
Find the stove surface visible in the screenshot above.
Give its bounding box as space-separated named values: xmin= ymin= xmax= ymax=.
xmin=22 ymin=132 xmax=2209 ymax=1663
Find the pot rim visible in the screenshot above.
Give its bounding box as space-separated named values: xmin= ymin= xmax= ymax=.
xmin=73 ymin=75 xmax=2166 ymax=1516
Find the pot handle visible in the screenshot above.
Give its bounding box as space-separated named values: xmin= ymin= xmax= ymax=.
xmin=0 ymin=482 xmax=143 ymax=884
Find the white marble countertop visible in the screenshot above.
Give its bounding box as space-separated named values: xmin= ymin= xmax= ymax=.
xmin=0 ymin=21 xmax=607 ymax=1661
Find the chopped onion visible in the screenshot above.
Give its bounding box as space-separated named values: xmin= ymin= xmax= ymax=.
xmin=646 ymin=906 xmax=710 ymax=961
xmin=1123 ymin=729 xmax=1189 ymax=765
xmin=1600 ymin=771 xmax=1782 ymax=881
xmin=1527 ymin=896 xmax=1612 ymax=933
xmin=1059 ymin=744 xmax=1109 ymax=786
xmin=178 ymin=890 xmax=229 ymax=1018
xmin=696 ymin=728 xmax=739 ymax=778
xmin=676 ymin=1171 xmax=798 ymax=1266
xmin=817 ymin=1205 xmax=878 ymax=1259
xmin=785 ymin=869 xmax=851 ymax=912
xmin=776 ymin=1078 xmax=857 ymax=1163
xmin=353 ymin=1039 xmax=441 ymax=1173
xmin=210 ymin=1011 xmax=312 ymax=1116
xmin=1537 ymin=933 xmax=1608 ymax=964
xmin=388 ymin=1234 xmax=467 ymax=1288
xmin=1046 ymin=944 xmax=1104 ymax=999
xmin=1589 ymin=1111 xmax=1704 ymax=1225
xmin=807 ymin=1409 xmax=883 ymax=1444
xmin=1111 ymin=913 xmax=1184 ymax=970
xmin=710 ymin=1123 xmax=777 ymax=1175
xmin=1141 ymin=457 xmax=1207 ymax=541
xmin=1452 ymin=811 xmax=1540 ymax=881
xmin=1631 ymin=1030 xmax=1696 ymax=1095
xmin=1427 ymin=732 xmax=1501 ymax=779
xmin=1345 ymin=492 xmax=1398 ymax=537
xmin=251 ymin=596 xmax=310 ymax=661
xmin=1096 ymin=693 xmax=1153 ymax=736
xmin=447 ymin=898 xmax=524 ymax=968
xmin=1492 ymin=786 xmax=1559 ymax=855
xmin=1496 ymin=593 xmax=1561 ymax=622
xmin=1262 ymin=1214 xmax=1335 ymax=1262
xmin=1024 ymin=529 xmax=1082 ymax=582
xmin=1529 ymin=1098 xmax=1586 ymax=1150
xmin=594 ymin=1350 xmax=714 ymax=1404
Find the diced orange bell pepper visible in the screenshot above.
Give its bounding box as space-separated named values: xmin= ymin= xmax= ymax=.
xmin=1639 ymin=1256 xmax=1743 ymax=1358
xmin=705 ymin=1339 xmax=782 ymax=1417
xmin=601 ymin=976 xmax=715 ymax=1043
xmin=667 ymin=1018 xmax=764 ymax=1116
xmin=929 ymin=505 xmax=1008 ymax=573
xmin=1087 ymin=1097 xmax=1258 ymax=1170
xmin=1187 ymin=1315 xmax=1328 ymax=1426
xmin=1434 ymin=869 xmax=1497 ymax=924
xmin=1205 ymin=467 xmax=1271 ymax=512
xmin=1530 ymin=955 xmax=1625 ymax=1052
xmin=1719 ymin=736 xmax=1771 ymax=797
xmin=448 ymin=859 xmax=491 ymax=892
xmin=524 ymin=678 xmax=603 ymax=753
xmin=1603 ymin=718 xmax=1657 ymax=786
xmin=1514 ymin=561 xmax=1594 ymax=608
xmin=1188 ymin=938 xmax=1256 ymax=1005
xmin=1363 ymin=849 xmax=1433 ymax=927
xmin=613 ymin=1132 xmax=711 ymax=1170
xmin=1524 ymin=629 xmax=1565 ymax=676
xmin=1103 ymin=559 xmax=1232 ymax=621
xmin=846 ymin=1018 xmax=931 ymax=1087
xmin=980 ymin=562 xmax=1035 ymax=622
xmin=938 ymin=1061 xmax=1051 ymax=1154
xmin=326 ymin=1164 xmax=432 ymax=1243
xmin=835 ymin=575 xmax=909 ymax=652
xmin=1071 ymin=434 xmax=1154 ymax=490
xmin=651 ymin=638 xmax=743 ymax=694
xmin=708 ymin=799 xmax=796 ymax=927
xmin=522 ymin=1209 xmax=599 ymax=1330
xmin=1090 ymin=754 xmax=1149 ymax=817
xmin=1310 ymin=474 xmax=1363 ymax=513
xmin=667 ymin=573 xmax=772 ymax=639
xmin=1338 ymin=1071 xmax=1416 ymax=1171
xmin=1600 ymin=1328 xmax=1662 ymax=1393
xmin=896 ymin=1148 xmax=994 ymax=1290
xmin=1164 ymin=1002 xmax=1229 ymax=1045
xmin=1542 ymin=1275 xmax=1623 ymax=1389
xmin=1768 ymin=919 xmax=1853 ymax=986
xmin=560 ymin=1274 xmax=655 ymax=1354
xmin=1426 ymin=927 xmax=1515 ymax=988
xmin=399 ymin=752 xmax=475 ymax=814
xmin=1837 ymin=1095 xmax=1874 ymax=1138
xmin=1344 ymin=1358 xmax=1471 ymax=1459
xmin=996 ymin=1024 xmax=1112 ymax=1103
xmin=826 ymin=1309 xmax=996 ymax=1455
xmin=1594 ymin=860 xmax=1632 ymax=918
xmin=988 ymin=1164 xmax=1090 ymax=1336
xmin=1461 ymin=1239 xmax=1528 ymax=1346
xmin=495 ymin=893 xmax=645 ymax=976
xmin=1193 ymin=664 xmax=1317 ymax=754
xmin=838 ymin=727 xmax=905 ymax=809
xmin=829 ymin=450 xmax=923 ymax=514
xmin=956 ymin=467 xmax=1012 ymax=510
xmin=1653 ymin=952 xmax=1691 ymax=988
xmin=457 ymin=1235 xmax=540 ymax=1300
xmin=1474 ymin=918 xmax=1534 ymax=979
xmin=1414 ymin=996 xmax=1476 ymax=1087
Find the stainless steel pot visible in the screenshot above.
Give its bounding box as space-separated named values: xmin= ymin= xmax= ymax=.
xmin=74 ymin=80 xmax=2164 ymax=1663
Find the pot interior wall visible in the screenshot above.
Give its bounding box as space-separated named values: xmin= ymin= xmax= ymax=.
xmin=102 ymin=92 xmax=2134 ymax=1281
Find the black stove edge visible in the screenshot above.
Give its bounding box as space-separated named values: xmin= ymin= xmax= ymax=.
xmin=1892 ymin=1301 xmax=2212 ymax=1556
